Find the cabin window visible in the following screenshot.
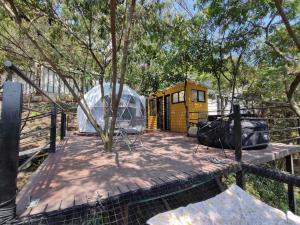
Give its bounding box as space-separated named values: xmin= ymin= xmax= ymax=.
xmin=192 ymin=89 xmax=206 ymax=102
xmin=149 ymin=98 xmax=156 ymax=116
xmin=172 ymin=90 xmax=185 ymax=104
xmin=191 ymin=90 xmax=197 ymax=102
xmin=179 ymin=91 xmax=185 ymax=102
xmin=172 ymin=93 xmax=178 ymax=103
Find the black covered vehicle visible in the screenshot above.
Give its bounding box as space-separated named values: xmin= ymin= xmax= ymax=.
xmin=197 ymin=117 xmax=269 ymax=150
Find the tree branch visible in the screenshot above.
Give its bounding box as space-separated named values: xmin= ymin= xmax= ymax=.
xmin=265 ymin=40 xmax=291 ymax=63
xmin=274 ymin=0 xmax=300 ymax=52
xmin=287 ymin=73 xmax=300 ymax=100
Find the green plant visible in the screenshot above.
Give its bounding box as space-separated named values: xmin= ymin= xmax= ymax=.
xmin=224 ymin=160 xmax=291 ymax=213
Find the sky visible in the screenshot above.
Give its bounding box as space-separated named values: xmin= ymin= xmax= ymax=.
xmin=172 ymin=0 xmax=197 ymax=17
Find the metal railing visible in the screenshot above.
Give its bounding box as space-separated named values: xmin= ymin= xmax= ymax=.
xmin=4 ymin=60 xmax=69 ymax=170
xmin=0 ymin=62 xmax=68 ymax=223
xmin=18 ymin=105 xmax=67 ymax=170
xmin=233 ymin=104 xmax=300 ymax=214
xmin=193 ymin=103 xmax=300 ymax=213
xmin=191 ymin=105 xmax=300 ymax=145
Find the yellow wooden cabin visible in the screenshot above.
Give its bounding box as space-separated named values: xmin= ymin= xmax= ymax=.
xmin=147 ymin=80 xmax=208 ymax=133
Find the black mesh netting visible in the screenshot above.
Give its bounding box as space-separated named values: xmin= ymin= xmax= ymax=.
xmin=13 ymin=178 xmax=221 ymax=225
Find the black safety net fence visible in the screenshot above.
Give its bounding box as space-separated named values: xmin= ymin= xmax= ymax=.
xmin=12 ymin=175 xmax=228 ymax=225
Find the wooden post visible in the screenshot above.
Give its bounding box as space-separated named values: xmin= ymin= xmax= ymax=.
xmin=49 ymin=105 xmax=57 ymax=153
xmin=233 ymin=104 xmax=244 ymax=189
xmin=286 ymin=154 xmax=296 ymax=213
xmin=0 ymin=81 xmax=22 ymax=223
xmin=60 ymin=112 xmax=66 ymax=140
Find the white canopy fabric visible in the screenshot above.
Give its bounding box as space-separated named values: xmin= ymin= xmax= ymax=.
xmin=77 ymin=83 xmax=146 ymax=133
xmin=147 ymin=184 xmax=300 ymax=225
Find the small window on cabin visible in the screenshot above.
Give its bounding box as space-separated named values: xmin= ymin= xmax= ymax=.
xmin=178 ymin=91 xmax=185 ymax=102
xmin=149 ymin=98 xmax=156 ymax=116
xmin=192 ymin=90 xmax=206 ymax=102
xmin=191 ymin=90 xmax=198 ymax=102
xmin=197 ymin=90 xmax=205 ymax=102
xmin=172 ymin=92 xmax=179 ymax=103
xmin=172 ymin=91 xmax=185 ymax=103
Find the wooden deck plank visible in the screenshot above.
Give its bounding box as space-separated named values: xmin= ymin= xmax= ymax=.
xmin=16 ymin=132 xmax=300 ymax=217
xmin=60 ymin=197 xmax=75 ymax=211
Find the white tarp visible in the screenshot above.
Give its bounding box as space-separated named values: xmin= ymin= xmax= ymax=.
xmin=147 ymin=184 xmax=300 ymax=225
xmin=77 ymin=83 xmax=146 ymax=133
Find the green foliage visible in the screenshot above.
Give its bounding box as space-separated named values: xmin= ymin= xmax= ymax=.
xmin=0 ymin=0 xmax=299 ymax=106
xmin=224 ymin=160 xmax=289 ymax=213
xmin=246 ymin=174 xmax=288 ymax=211
xmin=30 ymin=111 xmax=39 ymax=117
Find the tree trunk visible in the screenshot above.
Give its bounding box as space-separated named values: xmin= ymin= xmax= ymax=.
xmin=274 ymin=0 xmax=300 ymax=52
xmin=216 ymin=74 xmax=224 ymax=116
xmin=286 ymin=74 xmax=300 ymax=117
xmin=230 ymin=72 xmax=237 ymax=113
xmin=107 ymin=0 xmax=136 ymax=152
xmin=107 ymin=0 xmax=118 ymax=152
xmin=99 ymin=75 xmax=110 ymax=150
xmin=273 ymin=0 xmax=300 ymax=117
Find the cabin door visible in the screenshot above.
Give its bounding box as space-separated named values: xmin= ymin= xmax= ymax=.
xmin=164 ymin=95 xmax=171 ymax=130
xmin=157 ymin=96 xmax=163 ymax=129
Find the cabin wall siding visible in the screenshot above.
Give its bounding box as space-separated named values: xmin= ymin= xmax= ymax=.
xmin=147 ymin=81 xmax=208 ymax=133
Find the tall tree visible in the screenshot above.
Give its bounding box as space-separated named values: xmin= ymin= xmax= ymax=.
xmin=0 ymin=0 xmax=137 ymax=151
xmin=271 ymin=0 xmax=300 ymax=116
xmin=241 ymin=0 xmax=300 ymax=115
xmin=194 ymin=0 xmax=264 ymax=111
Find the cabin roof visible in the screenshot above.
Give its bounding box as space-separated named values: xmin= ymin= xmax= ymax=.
xmin=149 ymin=79 xmax=208 ymax=96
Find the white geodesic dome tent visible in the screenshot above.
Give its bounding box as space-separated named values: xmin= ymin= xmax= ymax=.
xmin=77 ymin=83 xmax=146 ymax=133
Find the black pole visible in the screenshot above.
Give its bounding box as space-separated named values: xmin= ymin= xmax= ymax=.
xmin=233 ymin=104 xmax=244 ymax=189
xmin=0 ymin=81 xmax=22 ymax=223
xmin=297 ymin=119 xmax=300 ymax=145
xmin=49 ymin=105 xmax=57 ymax=153
xmin=286 ymin=154 xmax=296 ymax=213
xmin=60 ymin=112 xmax=66 ymax=140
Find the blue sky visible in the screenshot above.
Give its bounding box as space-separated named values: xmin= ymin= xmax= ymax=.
xmin=172 ymin=0 xmax=197 ymax=17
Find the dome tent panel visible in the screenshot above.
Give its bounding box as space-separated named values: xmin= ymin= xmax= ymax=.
xmin=118 ymin=96 xmax=129 ymax=107
xmin=77 ymin=82 xmax=146 ymax=133
xmin=121 ymin=108 xmax=133 ymax=120
xmin=136 ymin=97 xmax=145 ymax=117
